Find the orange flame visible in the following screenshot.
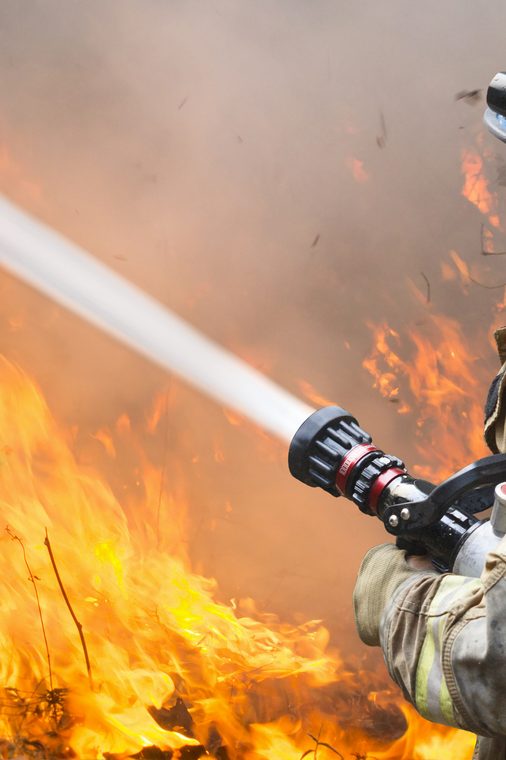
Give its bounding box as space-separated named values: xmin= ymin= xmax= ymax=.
xmin=0 ymin=355 xmax=474 ymax=758
xmin=363 ymin=315 xmax=487 ymax=481
xmin=298 ymin=380 xmax=336 ymax=409
xmin=461 ymin=148 xmax=500 ymax=229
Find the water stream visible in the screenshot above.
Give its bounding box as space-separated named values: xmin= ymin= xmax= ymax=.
xmin=0 ymin=195 xmax=314 ymax=443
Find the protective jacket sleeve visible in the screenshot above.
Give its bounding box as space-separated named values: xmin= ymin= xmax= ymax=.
xmin=353 ymin=543 xmax=437 ymax=646
xmin=376 ymin=536 xmax=506 ymax=759
xmin=354 ymin=545 xmax=506 ymax=759
xmin=354 ymin=328 xmax=506 ymax=758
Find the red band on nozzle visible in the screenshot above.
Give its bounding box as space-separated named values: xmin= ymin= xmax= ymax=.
xmin=368 ymin=467 xmax=406 ymax=515
xmin=335 ymin=444 xmax=378 ymax=495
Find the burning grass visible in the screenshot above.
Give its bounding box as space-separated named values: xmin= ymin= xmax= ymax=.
xmin=0 ymin=356 xmax=475 ymax=758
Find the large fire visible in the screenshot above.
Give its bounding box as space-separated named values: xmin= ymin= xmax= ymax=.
xmin=362 ymin=309 xmax=488 ymax=482
xmin=0 ymin=114 xmax=496 ymax=760
xmin=0 ymin=356 xmax=476 ymax=759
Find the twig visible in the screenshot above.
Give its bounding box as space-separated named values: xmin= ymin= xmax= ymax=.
xmin=44 ymin=529 xmax=93 ymax=690
xmin=420 ymin=271 xmax=431 ymax=303
xmin=6 ymin=527 xmax=53 ymax=693
xmin=454 ymin=88 xmax=482 ymax=104
xmin=300 ymin=727 xmax=344 ymax=760
xmin=470 ymin=275 xmax=506 ymax=290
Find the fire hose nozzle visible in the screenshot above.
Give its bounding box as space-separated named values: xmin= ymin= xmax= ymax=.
xmin=289 ymin=405 xmax=506 ymax=574
xmin=288 ymin=406 xmax=371 ymax=496
xmin=288 ymin=406 xmax=405 ymax=515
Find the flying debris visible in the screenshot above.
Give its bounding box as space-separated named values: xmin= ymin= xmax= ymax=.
xmin=455 ymin=89 xmax=482 ymax=105
xmin=376 ymin=109 xmax=387 ymax=148
xmin=420 ymin=271 xmax=431 ymax=303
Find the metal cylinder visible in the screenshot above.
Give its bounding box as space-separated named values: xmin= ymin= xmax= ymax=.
xmin=452 ymin=521 xmax=501 ymax=576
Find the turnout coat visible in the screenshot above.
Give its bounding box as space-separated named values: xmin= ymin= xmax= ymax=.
xmin=353 ymin=327 xmax=506 ymax=760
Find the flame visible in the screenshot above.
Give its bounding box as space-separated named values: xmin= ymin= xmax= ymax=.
xmin=91 ymin=429 xmax=117 ymax=459
xmin=298 ymin=380 xmax=336 ymax=408
xmin=460 ymin=148 xmax=500 ymax=229
xmin=146 ymin=389 xmax=178 ymax=435
xmin=0 ymin=355 xmax=474 ymax=758
xmin=363 ymin=314 xmax=487 ymax=481
xmin=448 ymin=250 xmax=471 ymax=292
xmin=221 ymin=407 xmax=285 ymax=465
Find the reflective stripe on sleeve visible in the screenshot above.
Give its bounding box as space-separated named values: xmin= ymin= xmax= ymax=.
xmin=415 ymin=575 xmax=481 ymax=725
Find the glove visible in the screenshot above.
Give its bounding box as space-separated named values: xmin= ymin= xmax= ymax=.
xmin=353 ymin=543 xmax=431 ymax=646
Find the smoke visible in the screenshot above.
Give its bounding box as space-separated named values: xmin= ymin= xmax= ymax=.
xmin=1 ymin=0 xmax=506 ymax=647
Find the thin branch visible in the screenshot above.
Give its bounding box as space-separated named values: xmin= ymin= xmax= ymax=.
xmin=470 ymin=275 xmax=506 ymax=290
xmin=7 ymin=527 xmax=53 ymax=693
xmin=319 ymin=743 xmax=343 ymax=758
xmin=44 ymin=529 xmax=93 ymax=690
xmin=301 ymin=729 xmax=344 ymax=760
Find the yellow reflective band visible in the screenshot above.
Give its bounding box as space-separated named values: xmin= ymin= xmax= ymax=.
xmin=437 ymin=611 xmax=454 ymax=724
xmin=415 ymin=575 xmax=480 ymax=725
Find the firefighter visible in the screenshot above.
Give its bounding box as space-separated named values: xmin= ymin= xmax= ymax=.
xmin=353 ymin=78 xmax=506 ymax=760
xmin=354 ymin=328 xmax=506 ymax=758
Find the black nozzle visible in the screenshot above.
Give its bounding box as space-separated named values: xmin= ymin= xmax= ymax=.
xmin=289 ymin=408 xmax=506 ymax=570
xmin=289 ymin=406 xmax=405 ymax=515
xmin=288 ymin=406 xmax=372 ymax=497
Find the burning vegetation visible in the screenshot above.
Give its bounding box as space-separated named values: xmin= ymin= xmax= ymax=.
xmin=361 ymin=138 xmax=506 ymax=484
xmin=0 ymin=355 xmax=477 ymax=759
xmin=0 ymin=120 xmax=502 ymax=760
xmin=362 ymin=311 xmax=487 ymax=482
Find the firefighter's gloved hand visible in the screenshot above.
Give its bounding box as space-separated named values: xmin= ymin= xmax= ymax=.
xmin=353 ymin=543 xmax=430 ymax=647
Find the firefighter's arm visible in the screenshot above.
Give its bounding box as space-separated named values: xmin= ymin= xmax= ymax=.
xmin=354 ymin=541 xmax=506 ymax=736
xmin=352 ymin=543 xmax=436 ymax=646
